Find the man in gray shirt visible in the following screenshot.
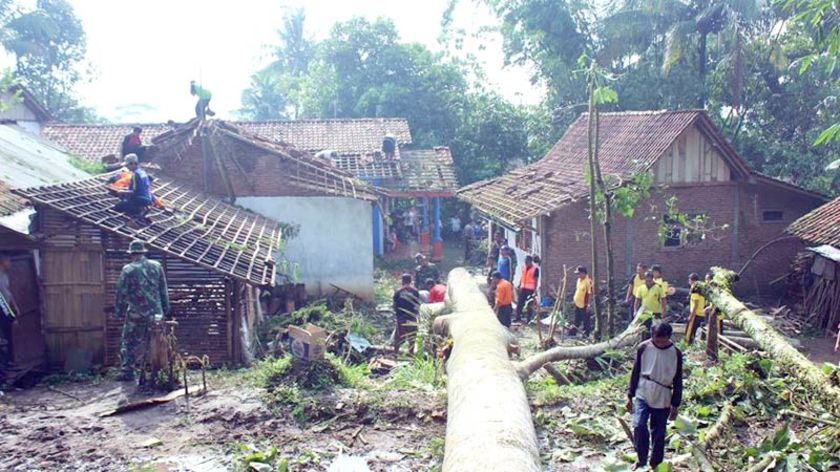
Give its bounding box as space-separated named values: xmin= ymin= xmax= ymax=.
xmin=626 ymin=321 xmax=683 ymax=469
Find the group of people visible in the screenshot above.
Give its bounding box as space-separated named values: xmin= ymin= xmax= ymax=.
xmin=391 ymin=254 xmax=446 ymax=354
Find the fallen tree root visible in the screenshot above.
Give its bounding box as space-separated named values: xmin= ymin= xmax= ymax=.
xmin=514 ymin=320 xmax=646 ymax=379
xmin=703 ymin=268 xmax=840 ymax=413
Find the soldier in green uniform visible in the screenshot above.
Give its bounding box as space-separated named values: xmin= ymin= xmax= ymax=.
xmin=115 ymin=241 xmax=170 ymax=381
xmin=414 ymin=253 xmax=440 ymax=285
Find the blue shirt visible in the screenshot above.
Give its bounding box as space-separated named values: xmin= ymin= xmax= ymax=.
xmin=497 ymin=255 xmax=512 ymax=281
xmin=131 ymin=168 xmax=153 ymax=202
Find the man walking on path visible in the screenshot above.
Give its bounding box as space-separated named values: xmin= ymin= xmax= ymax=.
xmin=190 ymin=80 xmax=215 ymax=118
xmin=115 ymin=241 xmax=170 ymax=382
xmin=414 ymin=253 xmax=440 ymax=286
xmin=627 ymin=321 xmax=683 ymax=470
xmin=393 ymin=274 xmax=420 ymax=355
xmin=515 ymin=255 xmax=539 ymax=323
xmin=492 ymin=271 xmax=513 ymax=328
xmin=570 ymin=265 xmax=592 ymax=335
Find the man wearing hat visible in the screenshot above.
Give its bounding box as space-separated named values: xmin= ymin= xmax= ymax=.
xmin=114 ymin=240 xmax=170 ymax=381
xmin=109 ymin=153 xmax=153 ymax=217
xmin=414 ymin=253 xmax=440 ymax=287
xmin=571 ymin=265 xmax=593 ymax=336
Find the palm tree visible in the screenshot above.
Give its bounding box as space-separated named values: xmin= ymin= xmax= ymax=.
xmin=600 ymin=0 xmax=761 ymax=108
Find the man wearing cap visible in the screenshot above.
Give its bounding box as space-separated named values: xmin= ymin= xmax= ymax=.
xmin=114 ymin=240 xmax=170 ymax=382
xmin=109 ymin=154 xmax=153 ymax=217
xmin=190 ymin=80 xmax=215 ymax=118
xmin=571 ymin=265 xmax=593 ymax=335
xmin=414 ymin=253 xmax=440 ymax=287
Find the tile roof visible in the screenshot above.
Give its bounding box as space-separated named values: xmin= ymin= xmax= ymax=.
xmin=42 ymin=118 xmax=412 ymax=163
xmin=458 ymin=110 xmax=750 ymax=226
xmin=329 ymin=146 xmax=459 ymax=195
xmin=151 ymin=119 xmax=377 ymax=201
xmin=787 ymin=197 xmax=840 ymax=247
xmin=14 ymin=176 xmax=282 ymax=286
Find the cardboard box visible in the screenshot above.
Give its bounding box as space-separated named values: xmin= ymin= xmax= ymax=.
xmin=288 ymin=323 xmax=326 ymax=361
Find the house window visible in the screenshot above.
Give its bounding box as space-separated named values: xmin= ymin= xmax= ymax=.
xmin=516 ymin=230 xmax=533 ymax=252
xmin=762 ymin=210 xmax=784 ymax=222
xmin=662 ymin=214 xmax=706 ymax=248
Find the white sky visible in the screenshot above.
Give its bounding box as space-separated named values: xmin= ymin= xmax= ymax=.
xmin=10 ymin=0 xmax=545 ymax=123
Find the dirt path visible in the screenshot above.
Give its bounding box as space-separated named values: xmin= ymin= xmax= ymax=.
xmin=0 ymin=372 xmax=445 ymax=471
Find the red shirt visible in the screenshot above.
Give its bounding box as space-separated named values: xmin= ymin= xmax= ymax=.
xmin=429 ymin=283 xmax=447 ymax=303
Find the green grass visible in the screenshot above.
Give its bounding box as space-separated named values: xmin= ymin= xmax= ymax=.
xmin=68 ymin=154 xmax=106 ymax=174
xmin=384 ymin=356 xmax=446 ymax=391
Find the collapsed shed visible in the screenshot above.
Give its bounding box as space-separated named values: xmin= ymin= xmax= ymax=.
xmin=14 ymin=175 xmax=283 ymax=370
xmin=786 ymin=197 xmax=840 ymax=332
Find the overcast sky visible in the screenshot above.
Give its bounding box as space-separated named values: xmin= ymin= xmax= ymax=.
xmin=32 ymin=0 xmax=545 ymax=123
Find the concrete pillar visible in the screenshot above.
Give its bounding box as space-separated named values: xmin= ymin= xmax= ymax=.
xmin=420 ymin=197 xmax=431 ymax=255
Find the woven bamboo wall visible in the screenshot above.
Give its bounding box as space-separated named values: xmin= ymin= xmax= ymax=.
xmin=102 ymin=232 xmax=237 ymax=366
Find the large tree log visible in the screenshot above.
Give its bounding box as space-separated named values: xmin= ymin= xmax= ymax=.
xmin=515 ymin=318 xmax=646 ymax=379
xmin=437 ymin=268 xmax=541 ymax=472
xmin=702 ymin=268 xmax=840 ymax=413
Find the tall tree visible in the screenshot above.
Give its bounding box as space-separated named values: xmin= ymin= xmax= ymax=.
xmin=240 ymin=9 xmax=315 ymax=120
xmin=1 ymin=0 xmax=94 ymax=121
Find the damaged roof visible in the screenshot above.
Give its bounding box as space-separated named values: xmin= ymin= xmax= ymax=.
xmin=14 ymin=176 xmax=282 ymax=286
xmin=330 ymin=146 xmax=458 ymax=196
xmin=150 ymin=119 xmax=377 ymax=201
xmin=42 ymin=118 xmax=412 ymax=163
xmin=788 ymin=197 xmax=840 ymax=247
xmin=458 ymin=110 xmax=751 ymax=226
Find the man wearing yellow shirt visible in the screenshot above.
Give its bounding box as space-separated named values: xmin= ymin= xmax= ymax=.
xmin=625 ymin=263 xmax=647 ymax=319
xmin=634 ymin=271 xmax=666 ymax=338
xmin=571 ymin=265 xmax=593 ymax=336
xmin=685 ymin=273 xmax=706 ymax=344
xmin=651 ymin=264 xmax=669 ymax=297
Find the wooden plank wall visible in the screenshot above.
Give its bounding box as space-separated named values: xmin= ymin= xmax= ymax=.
xmin=102 ymin=232 xmax=236 ymax=366
xmin=39 ymin=207 xmax=106 ymax=369
xmin=655 ymin=125 xmax=730 ymax=184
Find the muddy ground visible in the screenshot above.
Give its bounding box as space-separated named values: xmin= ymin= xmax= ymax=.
xmin=0 ymin=369 xmax=446 ymax=472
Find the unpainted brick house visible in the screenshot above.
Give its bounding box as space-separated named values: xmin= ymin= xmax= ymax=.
xmin=459 ymin=110 xmax=826 ymax=297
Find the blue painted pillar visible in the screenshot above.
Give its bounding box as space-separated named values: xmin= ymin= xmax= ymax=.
xmin=432 ymin=197 xmax=443 ymax=261
xmin=372 ymin=204 xmax=383 ymax=256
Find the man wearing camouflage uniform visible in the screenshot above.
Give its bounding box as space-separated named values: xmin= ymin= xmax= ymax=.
xmin=115 ymin=240 xmax=170 ymax=381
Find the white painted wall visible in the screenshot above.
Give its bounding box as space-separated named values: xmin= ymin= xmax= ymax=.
xmin=237 ymin=196 xmax=374 ymax=301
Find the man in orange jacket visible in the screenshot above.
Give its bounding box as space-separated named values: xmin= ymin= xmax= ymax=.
xmin=515 ymin=255 xmax=539 ymax=324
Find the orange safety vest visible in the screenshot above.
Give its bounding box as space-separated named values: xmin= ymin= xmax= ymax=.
xmin=111 ymin=169 xmax=165 ymax=209
xmin=519 ymin=265 xmax=538 ymax=290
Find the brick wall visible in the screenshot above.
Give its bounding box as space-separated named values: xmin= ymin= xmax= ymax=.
xmin=156 ymin=138 xmax=333 ymax=198
xmin=539 ymin=181 xmax=822 ymax=298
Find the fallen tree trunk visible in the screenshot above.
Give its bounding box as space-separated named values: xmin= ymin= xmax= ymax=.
xmin=515 ymin=318 xmax=646 ymax=379
xmin=702 ymin=269 xmax=840 ymax=413
xmin=436 ymin=268 xmax=541 ymax=472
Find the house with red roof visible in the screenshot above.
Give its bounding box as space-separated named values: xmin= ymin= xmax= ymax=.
xmin=459 ymin=110 xmax=826 ymax=297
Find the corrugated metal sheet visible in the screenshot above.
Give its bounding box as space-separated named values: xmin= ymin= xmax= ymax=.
xmin=0 ymin=124 xmax=89 ymax=188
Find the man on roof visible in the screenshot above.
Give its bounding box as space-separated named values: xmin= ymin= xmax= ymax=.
xmin=190 ymin=80 xmax=215 ymax=119
xmin=107 ymin=154 xmax=154 ymax=218
xmin=121 ymin=127 xmax=151 ymax=162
